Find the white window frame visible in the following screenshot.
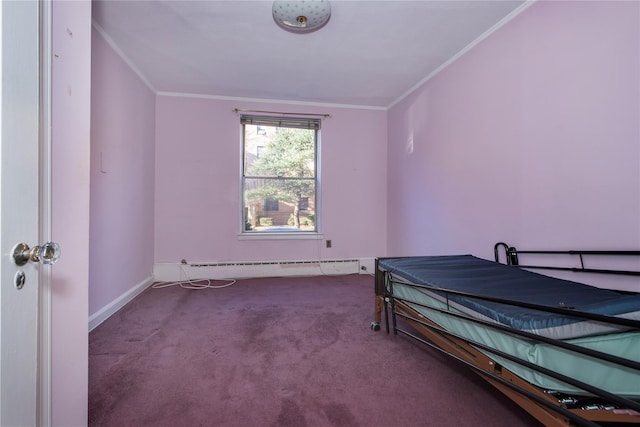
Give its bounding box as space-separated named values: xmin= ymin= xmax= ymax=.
xmin=239 ymin=115 xmax=322 ymax=240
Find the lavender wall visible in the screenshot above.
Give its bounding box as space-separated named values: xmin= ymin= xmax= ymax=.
xmin=387 ymin=1 xmax=639 ymax=289
xmin=155 ymin=96 xmax=387 ymax=263
xmin=89 ymin=28 xmax=156 ymax=316
xmin=51 ymin=1 xmax=91 ymax=424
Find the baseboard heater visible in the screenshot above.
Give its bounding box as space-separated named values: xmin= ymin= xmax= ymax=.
xmin=153 ymin=259 xmax=362 ymax=282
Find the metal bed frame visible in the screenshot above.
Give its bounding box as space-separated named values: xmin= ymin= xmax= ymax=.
xmin=493 ymin=242 xmax=640 ymax=278
xmin=372 ymin=243 xmax=640 ymax=426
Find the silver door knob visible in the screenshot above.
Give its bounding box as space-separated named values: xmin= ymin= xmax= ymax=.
xmin=12 ymin=242 xmax=61 ymax=266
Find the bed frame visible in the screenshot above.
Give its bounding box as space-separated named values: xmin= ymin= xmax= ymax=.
xmin=372 ymin=243 xmax=640 ymax=426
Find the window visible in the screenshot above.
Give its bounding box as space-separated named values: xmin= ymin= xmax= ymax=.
xmin=264 ymin=199 xmax=279 ymax=211
xmin=242 ymin=115 xmax=319 ymax=234
xmin=298 ymin=197 xmax=309 ymax=211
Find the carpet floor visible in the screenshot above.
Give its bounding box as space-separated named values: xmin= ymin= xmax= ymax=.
xmin=89 ymin=274 xmax=541 ymax=426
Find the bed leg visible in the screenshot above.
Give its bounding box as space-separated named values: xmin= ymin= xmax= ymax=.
xmin=371 ymin=295 xmax=383 ymax=331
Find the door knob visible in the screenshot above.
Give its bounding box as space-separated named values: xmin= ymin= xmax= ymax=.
xmin=12 ymin=242 xmax=61 ymax=266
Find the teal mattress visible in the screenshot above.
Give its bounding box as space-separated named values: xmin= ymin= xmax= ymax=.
xmin=391 ymin=281 xmax=640 ymax=397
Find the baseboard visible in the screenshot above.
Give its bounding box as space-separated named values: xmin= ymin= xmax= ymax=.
xmin=153 ymin=258 xmax=374 ymax=282
xmin=88 ymin=275 xmax=154 ymax=332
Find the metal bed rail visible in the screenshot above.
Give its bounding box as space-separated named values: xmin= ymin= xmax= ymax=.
xmin=494 ymin=242 xmax=640 ymax=277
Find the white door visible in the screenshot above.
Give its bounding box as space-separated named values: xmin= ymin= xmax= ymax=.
xmin=0 ymin=1 xmax=50 ymax=425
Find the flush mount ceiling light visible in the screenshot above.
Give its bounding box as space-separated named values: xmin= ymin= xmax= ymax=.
xmin=272 ymin=0 xmax=331 ymax=34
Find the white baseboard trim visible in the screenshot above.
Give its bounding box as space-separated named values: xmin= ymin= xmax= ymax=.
xmin=154 ymin=258 xmax=375 ymax=282
xmin=88 ymin=275 xmax=154 ymax=332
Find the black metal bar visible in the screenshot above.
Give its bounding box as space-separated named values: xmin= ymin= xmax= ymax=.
xmin=383 ymin=271 xmax=390 ymax=334
xmin=494 ymin=242 xmax=509 ymax=263
xmin=516 ymin=264 xmax=640 ymax=276
xmin=374 ymin=257 xmax=382 ymax=295
xmin=387 ymin=273 xmax=398 ymax=335
xmin=493 ymin=242 xmax=640 ymax=276
xmin=383 ymin=298 xmax=389 ymax=334
xmin=494 ymin=242 xmax=520 ymax=265
xmin=516 ymin=250 xmax=640 ymax=256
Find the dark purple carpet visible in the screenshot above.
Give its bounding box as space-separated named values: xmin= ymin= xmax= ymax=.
xmin=89 ymin=274 xmax=541 ymax=426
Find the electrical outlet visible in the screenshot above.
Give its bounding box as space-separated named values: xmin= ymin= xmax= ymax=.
xmin=326 ymin=240 xmax=332 ymax=248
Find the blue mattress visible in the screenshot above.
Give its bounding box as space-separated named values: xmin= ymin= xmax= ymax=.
xmin=379 ymin=255 xmax=640 ymax=339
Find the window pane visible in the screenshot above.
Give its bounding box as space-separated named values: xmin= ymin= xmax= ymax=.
xmin=243 ymin=178 xmax=316 ymax=232
xmin=244 ymin=125 xmax=315 ymax=178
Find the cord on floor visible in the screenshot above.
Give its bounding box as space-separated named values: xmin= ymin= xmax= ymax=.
xmin=152 ymin=264 xmax=236 ymax=290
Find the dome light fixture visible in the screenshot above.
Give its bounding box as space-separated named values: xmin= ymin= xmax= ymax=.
xmin=272 ymin=0 xmax=331 ymax=34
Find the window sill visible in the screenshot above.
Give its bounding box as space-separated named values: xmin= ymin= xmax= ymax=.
xmin=238 ymin=232 xmax=324 ymax=241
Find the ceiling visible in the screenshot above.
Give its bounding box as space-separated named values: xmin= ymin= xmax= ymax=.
xmin=92 ymin=0 xmax=530 ymax=109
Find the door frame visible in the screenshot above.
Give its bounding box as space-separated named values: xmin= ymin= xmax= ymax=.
xmin=38 ymin=1 xmax=52 ymax=424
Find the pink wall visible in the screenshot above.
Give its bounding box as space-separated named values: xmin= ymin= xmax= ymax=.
xmin=51 ymin=1 xmax=91 ymax=424
xmin=89 ymin=28 xmax=156 ymax=316
xmin=387 ymin=1 xmax=639 ymax=289
xmin=155 ymin=97 xmax=387 ymax=263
